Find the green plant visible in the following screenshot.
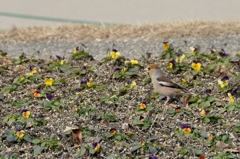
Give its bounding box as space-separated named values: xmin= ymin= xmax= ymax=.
xmin=96 ymin=113 xmax=118 ymax=122
xmin=33 ymin=138 xmax=62 ymax=155
xmin=132 ymin=116 xmax=152 ymax=130
xmin=39 ymin=99 xmax=62 ymax=110
xmin=1 ymin=85 xmax=18 ymax=94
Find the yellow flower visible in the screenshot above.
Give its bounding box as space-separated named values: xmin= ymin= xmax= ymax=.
xmin=122 ymin=67 xmax=128 ymax=72
xmin=181 ymin=78 xmax=186 ymax=84
xmin=140 ymin=116 xmax=144 ymax=122
xmin=27 ymin=68 xmax=37 ymax=76
xmin=146 ymin=52 xmax=152 ymax=59
xmin=208 ymin=133 xmax=213 ymax=140
xmin=110 ymin=128 xmax=117 ymax=135
xmin=218 ymin=79 xmax=228 ymax=88
xmin=228 ymin=93 xmax=235 ymax=103
xmin=190 ymin=46 xmax=198 ymax=55
xmin=33 ymin=89 xmax=41 ymax=97
xmin=183 ymin=128 xmax=191 ymax=134
xmin=77 ymin=148 xmax=81 ymax=152
xmin=163 ymin=42 xmax=169 ymax=51
xmin=140 ymin=102 xmax=147 ymax=110
xmin=168 ymin=59 xmax=176 ymax=69
xmin=209 ymin=48 xmax=216 ymax=54
xmin=22 ymin=111 xmax=31 ymax=119
xmin=130 ymin=81 xmax=136 ymax=89
xmin=201 ymin=110 xmax=207 ymax=116
xmin=87 ymin=82 xmax=93 ymax=87
xmin=130 ymin=60 xmax=138 ymax=65
xmin=191 ymin=62 xmax=201 ymax=71
xmin=31 ymin=68 xmax=37 ymax=74
xmin=175 ymin=54 xmax=185 ymax=63
xmin=59 ymin=60 xmax=65 ymax=65
xmin=45 ymin=78 xmax=54 ymax=86
xmin=20 ymin=77 xmax=25 ymax=81
xmin=94 ymin=144 xmax=101 ymax=152
xmin=152 ymin=143 xmax=157 ymax=147
xmin=140 ymin=141 xmax=145 ymax=146
xmin=175 ymin=107 xmax=181 ymax=113
xmin=21 ymin=109 xmax=30 ymax=117
xmin=89 ymin=78 xmax=93 ymax=82
xmin=47 ymin=57 xmax=53 ymax=62
xmin=73 ymin=47 xmax=78 ymax=54
xmin=87 ymin=78 xmax=93 ymax=87
xmin=109 ymin=50 xmax=120 ymax=59
xmin=75 ymin=105 xmax=79 ymax=111
xmin=16 ymin=130 xmax=25 ymax=138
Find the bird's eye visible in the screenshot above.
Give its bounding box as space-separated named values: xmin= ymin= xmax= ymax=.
xmin=148 ymin=68 xmax=150 ymax=70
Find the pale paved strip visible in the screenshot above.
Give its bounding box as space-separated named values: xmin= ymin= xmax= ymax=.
xmin=0 ymin=0 xmax=240 ymax=29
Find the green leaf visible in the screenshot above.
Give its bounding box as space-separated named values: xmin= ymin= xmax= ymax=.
xmin=34 ymin=145 xmax=44 ymax=155
xmin=32 ymin=138 xmax=41 ymax=144
xmin=232 ymin=124 xmax=240 ymax=133
xmin=34 ymin=119 xmax=48 ymax=126
xmin=23 ymin=134 xmax=32 ymax=142
xmin=89 ymin=148 xmax=95 ymax=154
xmin=105 ymin=132 xmax=114 ymax=138
xmin=59 ymin=67 xmax=69 ymax=73
xmin=142 ymin=120 xmax=152 ymax=130
xmin=200 ymin=131 xmax=208 ymax=138
xmin=41 ymin=142 xmax=46 ymax=148
xmin=149 ymin=146 xmax=158 ymax=155
xmin=192 ymin=70 xmax=199 ymax=76
xmin=11 ymin=100 xmax=29 ymax=107
xmin=212 ymin=156 xmax=222 ymax=159
xmin=78 ymin=147 xmax=86 ymax=156
xmin=7 ymin=135 xmax=16 ymax=142
xmin=3 ymin=115 xmax=11 ymax=122
xmin=167 ymin=108 xmax=175 ymax=116
xmin=194 ymin=149 xmax=203 ymax=156
xmin=178 ymin=148 xmax=189 ymax=155
xmin=131 ymin=144 xmax=142 ymax=152
xmin=25 ymin=118 xmax=34 ymax=122
xmin=115 ymin=135 xmax=122 ymax=141
xmin=1 ymin=52 xmax=8 ymax=56
xmin=12 ymin=77 xmax=20 ymax=84
xmin=164 ymin=52 xmax=171 ymax=59
xmin=204 ymin=101 xmax=211 ymax=107
xmin=219 ymin=108 xmax=227 ymax=113
xmin=1 ymin=85 xmax=18 ymax=94
xmin=0 ymin=66 xmax=5 ymax=73
xmin=203 ymin=117 xmax=210 ymax=123
xmin=215 ymin=101 xmax=222 ymax=106
xmin=207 ymin=96 xmax=215 ymax=103
xmin=227 ymin=105 xmax=235 ymax=111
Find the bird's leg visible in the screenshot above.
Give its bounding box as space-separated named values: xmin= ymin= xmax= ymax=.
xmin=162 ymin=96 xmax=170 ymax=114
xmin=164 ymin=96 xmax=171 ymax=106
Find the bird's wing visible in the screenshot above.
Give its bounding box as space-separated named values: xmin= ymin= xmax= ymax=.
xmin=157 ymin=76 xmax=186 ymax=91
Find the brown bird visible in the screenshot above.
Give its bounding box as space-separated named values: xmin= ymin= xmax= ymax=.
xmin=145 ymin=64 xmax=185 ymax=105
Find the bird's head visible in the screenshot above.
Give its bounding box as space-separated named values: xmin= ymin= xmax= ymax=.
xmin=144 ymin=64 xmax=161 ymax=77
xmin=145 ymin=64 xmax=160 ymax=70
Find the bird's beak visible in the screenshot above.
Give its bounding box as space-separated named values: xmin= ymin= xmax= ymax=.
xmin=144 ymin=68 xmax=149 ymax=76
xmin=144 ymin=68 xmax=148 ymax=71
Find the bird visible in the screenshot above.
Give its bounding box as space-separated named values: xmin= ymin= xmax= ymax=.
xmin=145 ymin=64 xmax=186 ymax=105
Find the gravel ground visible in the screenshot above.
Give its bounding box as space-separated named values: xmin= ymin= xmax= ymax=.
xmin=0 ymin=35 xmax=240 ymax=61
xmin=0 ymin=22 xmax=240 ymax=159
xmin=0 ymin=21 xmax=240 ymax=61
